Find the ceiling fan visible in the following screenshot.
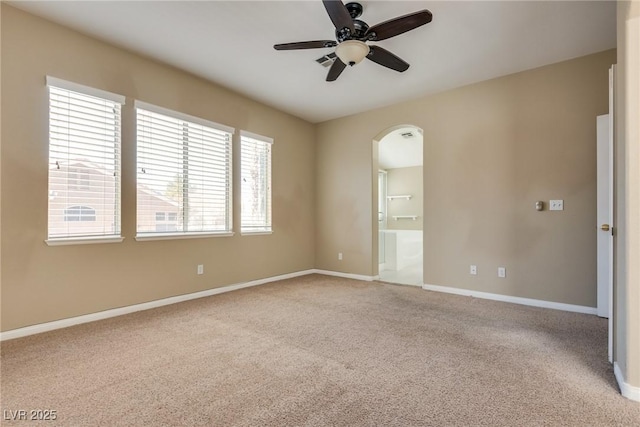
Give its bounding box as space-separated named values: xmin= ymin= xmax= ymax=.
xmin=274 ymin=0 xmax=433 ymax=82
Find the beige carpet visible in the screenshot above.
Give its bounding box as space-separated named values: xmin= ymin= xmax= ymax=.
xmin=1 ymin=274 xmax=638 ymax=426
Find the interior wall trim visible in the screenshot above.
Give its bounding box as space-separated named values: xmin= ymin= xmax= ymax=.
xmin=0 ymin=271 xmax=601 ymax=342
xmin=614 ymin=362 xmax=640 ymax=402
xmin=422 ymin=283 xmax=598 ymax=315
xmin=0 ymin=269 xmax=316 ymax=341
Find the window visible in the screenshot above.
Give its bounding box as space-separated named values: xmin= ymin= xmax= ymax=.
xmin=64 ymin=206 xmax=96 ymax=222
xmin=47 ymin=77 xmax=124 ymax=243
xmin=240 ymin=131 xmax=272 ymax=234
xmin=153 ymin=211 xmax=177 ymax=232
xmin=136 ymin=101 xmax=234 ymax=239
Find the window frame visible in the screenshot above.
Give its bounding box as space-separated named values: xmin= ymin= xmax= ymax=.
xmin=45 ymin=76 xmax=125 ymax=246
xmin=240 ymin=130 xmax=273 ymax=235
xmin=134 ymin=101 xmax=235 ymax=241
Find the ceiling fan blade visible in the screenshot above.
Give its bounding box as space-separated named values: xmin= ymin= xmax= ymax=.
xmin=366 ymin=46 xmax=409 ymax=72
xmin=326 ymin=57 xmax=347 ymax=81
xmin=365 ymin=10 xmax=432 ymax=41
xmin=274 ymin=40 xmax=337 ymax=50
xmin=322 ymin=0 xmax=355 ymax=33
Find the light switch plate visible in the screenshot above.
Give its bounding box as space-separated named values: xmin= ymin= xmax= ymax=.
xmin=549 ymin=200 xmax=564 ymax=211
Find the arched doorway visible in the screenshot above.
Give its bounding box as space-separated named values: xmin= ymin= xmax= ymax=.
xmin=373 ymin=125 xmax=424 ymax=286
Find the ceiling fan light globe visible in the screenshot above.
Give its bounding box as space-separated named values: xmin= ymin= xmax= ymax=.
xmin=335 ymin=40 xmax=370 ymax=66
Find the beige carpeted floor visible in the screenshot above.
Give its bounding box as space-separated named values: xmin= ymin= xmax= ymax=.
xmin=1 ymin=274 xmax=639 ymax=426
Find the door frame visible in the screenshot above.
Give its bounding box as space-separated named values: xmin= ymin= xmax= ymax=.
xmin=372 ymin=124 xmax=424 ymax=283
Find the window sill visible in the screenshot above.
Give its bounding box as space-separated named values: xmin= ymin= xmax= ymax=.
xmin=135 ymin=232 xmax=234 ymax=242
xmin=240 ymin=230 xmax=273 ymax=236
xmin=45 ymin=236 xmax=125 ymax=246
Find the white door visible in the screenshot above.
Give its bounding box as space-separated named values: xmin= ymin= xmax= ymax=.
xmin=596 ymin=65 xmax=615 ymax=363
xmin=596 ymin=113 xmax=612 ymax=320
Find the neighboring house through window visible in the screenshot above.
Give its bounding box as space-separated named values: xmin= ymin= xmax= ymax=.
xmin=64 ymin=206 xmax=96 ymax=222
xmin=154 ymin=211 xmax=178 ymax=232
xmin=69 ymin=167 xmax=90 ymax=191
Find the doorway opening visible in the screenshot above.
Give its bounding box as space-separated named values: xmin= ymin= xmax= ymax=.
xmin=374 ymin=125 xmax=424 ymax=286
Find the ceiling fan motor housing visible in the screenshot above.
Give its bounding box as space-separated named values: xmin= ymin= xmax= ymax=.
xmin=335 ymin=19 xmax=369 ymax=42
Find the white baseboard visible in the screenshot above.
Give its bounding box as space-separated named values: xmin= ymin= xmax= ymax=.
xmin=0 ymin=271 xmax=601 ymax=342
xmin=614 ymin=362 xmax=640 ymax=402
xmin=312 ymin=269 xmax=377 ymax=282
xmin=0 ymin=269 xmax=315 ymax=342
xmin=402 ymin=282 xmax=423 ymax=287
xmin=422 ymin=283 xmax=598 ymax=315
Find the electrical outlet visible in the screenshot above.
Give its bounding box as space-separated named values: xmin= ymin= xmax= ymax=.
xmin=498 ymin=267 xmax=506 ymax=278
xmin=470 ymin=265 xmax=477 ymax=275
xmin=549 ymin=200 xmax=564 ymax=211
xmin=197 ymin=264 xmax=204 ymax=275
xmin=338 ymin=252 xmax=343 ymax=261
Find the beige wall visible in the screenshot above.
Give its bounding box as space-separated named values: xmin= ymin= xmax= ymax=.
xmin=317 ymin=49 xmax=616 ymax=307
xmin=615 ymin=0 xmax=640 ymax=392
xmin=0 ymin=5 xmax=316 ymax=331
xmin=385 ymin=166 xmax=423 ymax=231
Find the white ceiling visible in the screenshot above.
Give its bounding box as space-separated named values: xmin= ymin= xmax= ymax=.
xmin=9 ymin=1 xmax=616 ymax=123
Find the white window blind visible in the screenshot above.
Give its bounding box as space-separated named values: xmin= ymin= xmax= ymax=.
xmin=47 ymin=77 xmax=124 ymax=241
xmin=240 ymin=131 xmax=272 ymax=234
xmin=136 ymin=101 xmax=234 ymax=238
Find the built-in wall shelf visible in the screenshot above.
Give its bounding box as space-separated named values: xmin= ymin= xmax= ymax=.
xmin=387 ymin=195 xmax=412 ymax=201
xmin=392 ymin=215 xmax=418 ymax=221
